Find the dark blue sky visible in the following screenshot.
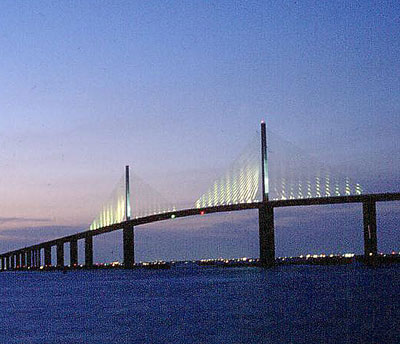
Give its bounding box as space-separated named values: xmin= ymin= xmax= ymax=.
xmin=0 ymin=1 xmax=399 ymax=261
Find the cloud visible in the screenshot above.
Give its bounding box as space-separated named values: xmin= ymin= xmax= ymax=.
xmin=0 ymin=216 xmax=51 ymax=225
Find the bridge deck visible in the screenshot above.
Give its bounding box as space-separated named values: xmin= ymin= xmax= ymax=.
xmin=2 ymin=192 xmax=400 ymax=257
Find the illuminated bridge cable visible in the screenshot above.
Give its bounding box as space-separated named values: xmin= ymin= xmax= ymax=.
xmin=129 ymin=172 xmax=176 ymax=219
xmin=89 ymin=175 xmax=126 ymax=230
xmin=267 ymin=130 xmax=364 ymax=200
xmin=90 ymin=170 xmax=178 ymax=230
xmin=195 ymin=133 xmax=262 ymax=208
xmin=90 ymin=126 xmax=364 ymax=230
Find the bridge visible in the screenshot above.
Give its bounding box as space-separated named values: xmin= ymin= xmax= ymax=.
xmin=1 ymin=122 xmax=399 ymax=270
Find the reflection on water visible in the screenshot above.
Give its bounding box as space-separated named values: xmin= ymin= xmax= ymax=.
xmin=0 ymin=264 xmax=398 ymax=344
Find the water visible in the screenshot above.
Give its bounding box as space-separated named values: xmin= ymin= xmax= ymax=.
xmin=0 ymin=264 xmax=399 ymax=344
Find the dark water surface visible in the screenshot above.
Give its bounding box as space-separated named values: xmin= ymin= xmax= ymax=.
xmin=0 ymin=264 xmax=398 ymax=344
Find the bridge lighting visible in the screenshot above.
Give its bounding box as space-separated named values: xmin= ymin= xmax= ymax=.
xmin=200 ymin=211 xmax=205 ymax=216
xmin=171 ymin=214 xmax=176 ymax=219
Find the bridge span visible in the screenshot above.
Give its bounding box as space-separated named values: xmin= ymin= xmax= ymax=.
xmin=1 ymin=123 xmax=399 ymax=270
xmin=1 ymin=192 xmax=399 ymax=271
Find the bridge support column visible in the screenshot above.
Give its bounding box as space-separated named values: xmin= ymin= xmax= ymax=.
xmin=85 ymin=235 xmax=93 ymax=268
xmin=5 ymin=256 xmax=10 ymax=270
xmin=70 ymin=239 xmax=78 ymax=267
xmin=37 ymin=249 xmax=41 ymax=267
xmin=31 ymin=250 xmax=34 ymax=267
xmin=123 ymin=225 xmax=134 ymax=268
xmin=21 ymin=251 xmax=26 ymax=268
xmin=56 ymin=243 xmax=64 ymax=268
xmin=259 ymin=205 xmax=275 ymax=266
xmin=1 ymin=256 xmax=4 ymax=271
xmin=363 ymin=199 xmax=377 ymax=259
xmin=31 ymin=250 xmax=35 ymax=268
xmin=27 ymin=250 xmax=32 ymax=268
xmin=32 ymin=250 xmax=36 ymax=268
xmin=22 ymin=252 xmax=26 ymax=268
xmin=10 ymin=255 xmax=15 ymax=270
xmin=44 ymin=246 xmax=52 ymax=267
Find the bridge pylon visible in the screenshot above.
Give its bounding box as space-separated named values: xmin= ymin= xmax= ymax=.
xmin=259 ymin=121 xmax=275 ymax=266
xmin=123 ymin=165 xmax=135 ymax=268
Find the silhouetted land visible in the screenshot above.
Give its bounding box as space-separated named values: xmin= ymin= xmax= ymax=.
xmin=3 ymin=253 xmax=399 ymax=272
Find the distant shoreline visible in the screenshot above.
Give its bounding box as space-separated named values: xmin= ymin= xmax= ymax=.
xmin=2 ymin=253 xmax=399 ymax=272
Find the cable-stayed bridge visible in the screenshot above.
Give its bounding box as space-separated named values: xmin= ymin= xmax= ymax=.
xmin=1 ymin=122 xmax=399 ymax=270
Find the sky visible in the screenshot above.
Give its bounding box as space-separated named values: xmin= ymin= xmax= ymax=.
xmin=0 ymin=1 xmax=399 ymax=262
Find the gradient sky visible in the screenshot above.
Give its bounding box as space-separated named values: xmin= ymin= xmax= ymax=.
xmin=1 ymin=1 xmax=399 ymax=262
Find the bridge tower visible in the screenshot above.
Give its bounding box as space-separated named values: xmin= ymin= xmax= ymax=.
xmin=363 ymin=198 xmax=378 ymax=259
xmin=123 ymin=165 xmax=135 ymax=268
xmin=259 ymin=121 xmax=275 ymax=266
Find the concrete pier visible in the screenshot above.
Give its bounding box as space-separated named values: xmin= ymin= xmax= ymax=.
xmin=16 ymin=252 xmax=21 ymax=268
xmin=85 ymin=235 xmax=93 ymax=267
xmin=32 ymin=250 xmax=36 ymax=268
xmin=123 ymin=225 xmax=134 ymax=268
xmin=6 ymin=256 xmax=10 ymax=270
xmin=70 ymin=239 xmax=78 ymax=267
xmin=44 ymin=245 xmax=52 ymax=267
xmin=259 ymin=205 xmax=275 ymax=266
xmin=37 ymin=249 xmax=41 ymax=267
xmin=27 ymin=250 xmax=32 ymax=268
xmin=363 ymin=199 xmax=377 ymax=257
xmin=21 ymin=251 xmax=26 ymax=268
xmin=57 ymin=243 xmax=64 ymax=268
